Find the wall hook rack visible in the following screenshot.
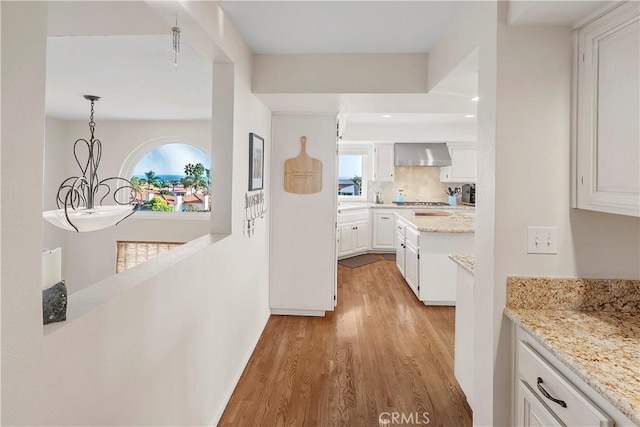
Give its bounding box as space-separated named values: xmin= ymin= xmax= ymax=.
xmin=244 ymin=191 xmax=266 ymax=237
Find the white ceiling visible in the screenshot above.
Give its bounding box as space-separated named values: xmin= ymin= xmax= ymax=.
xmin=46 ymin=36 xmax=212 ymax=120
xmin=507 ymin=1 xmax=614 ymax=26
xmin=218 ymin=1 xmax=464 ymax=54
xmin=46 ymin=2 xmax=214 ymax=121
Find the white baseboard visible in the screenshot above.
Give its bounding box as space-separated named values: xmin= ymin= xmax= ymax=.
xmin=208 ymin=309 xmax=270 ymax=426
xmin=270 ymin=309 xmax=326 ymax=317
xmin=423 ymin=300 xmax=456 ymax=306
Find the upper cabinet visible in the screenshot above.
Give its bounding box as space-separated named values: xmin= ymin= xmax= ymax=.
xmin=574 ymin=2 xmax=640 ymax=217
xmin=440 ymin=142 xmax=477 ymax=183
xmin=372 ymin=143 xmax=395 ymax=182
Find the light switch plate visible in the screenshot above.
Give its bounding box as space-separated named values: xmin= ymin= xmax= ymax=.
xmin=527 ymin=226 xmax=558 ymax=254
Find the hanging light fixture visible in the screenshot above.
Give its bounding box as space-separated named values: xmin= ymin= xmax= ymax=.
xmin=172 ymin=16 xmax=181 ymax=69
xmin=43 ymin=95 xmax=141 ymax=232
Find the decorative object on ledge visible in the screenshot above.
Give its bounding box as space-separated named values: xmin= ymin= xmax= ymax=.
xmin=249 ymin=133 xmax=265 ymax=191
xmin=43 ymin=280 xmax=67 ymax=325
xmin=284 ymin=136 xmax=322 ymax=194
xmin=244 ymin=190 xmax=266 ymax=237
xmin=43 ymin=95 xmax=141 ymax=232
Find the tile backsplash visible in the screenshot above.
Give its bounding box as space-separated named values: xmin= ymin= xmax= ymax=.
xmin=367 ymin=166 xmax=460 ymax=203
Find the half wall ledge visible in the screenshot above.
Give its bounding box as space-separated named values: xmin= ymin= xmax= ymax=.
xmin=43 ymin=233 xmax=230 ymax=336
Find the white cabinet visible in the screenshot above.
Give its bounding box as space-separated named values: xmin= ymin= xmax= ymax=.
xmin=372 ymin=211 xmax=396 ymax=249
xmin=440 ymin=142 xmax=477 ymax=183
xmin=454 ymin=264 xmax=474 ymax=408
xmin=372 ymin=143 xmax=395 ymax=182
xmin=395 ymin=221 xmax=406 ymax=277
xmin=513 ymin=328 xmax=631 ymax=427
xmin=404 ymin=228 xmax=420 ymax=297
xmin=574 ymin=2 xmax=640 ymax=217
xmin=338 ymin=222 xmax=369 ymax=258
xmin=517 ymin=380 xmax=563 ymax=427
xmin=337 ymin=208 xmax=370 ymax=259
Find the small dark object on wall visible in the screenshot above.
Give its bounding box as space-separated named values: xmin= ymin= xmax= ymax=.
xmin=43 ymin=280 xmax=67 ymax=325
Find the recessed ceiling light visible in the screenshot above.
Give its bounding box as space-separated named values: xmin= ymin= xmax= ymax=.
xmin=471 ymin=96 xmax=479 ymax=102
xmin=382 ymin=114 xmax=393 ymax=118
xmin=465 ymin=114 xmax=475 ymax=118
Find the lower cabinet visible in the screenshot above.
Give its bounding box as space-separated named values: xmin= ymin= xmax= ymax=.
xmin=395 ymin=230 xmax=406 ymax=277
xmin=404 ymin=229 xmax=420 ymax=297
xmin=514 ymin=327 xmax=634 ymax=426
xmin=338 ymin=221 xmax=370 ymax=258
xmin=372 ymin=211 xmax=396 ymax=249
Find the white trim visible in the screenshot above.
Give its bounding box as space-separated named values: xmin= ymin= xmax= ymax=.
xmin=208 ymin=309 xmax=270 ymax=427
xmin=270 ymin=309 xmax=326 ymax=317
xmin=130 ymin=211 xmax=210 ymax=221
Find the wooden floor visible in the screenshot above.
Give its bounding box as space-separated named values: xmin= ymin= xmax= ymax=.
xmin=219 ymin=255 xmax=472 ymax=426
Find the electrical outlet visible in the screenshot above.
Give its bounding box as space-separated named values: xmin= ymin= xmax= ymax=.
xmin=527 ymin=226 xmax=558 ymax=254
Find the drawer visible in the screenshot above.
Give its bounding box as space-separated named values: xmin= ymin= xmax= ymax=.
xmin=518 ymin=341 xmax=613 ymax=427
xmin=405 ymin=226 xmax=419 ymax=248
xmin=337 ymin=209 xmax=368 ymax=224
xmin=395 ymin=218 xmax=406 ymax=236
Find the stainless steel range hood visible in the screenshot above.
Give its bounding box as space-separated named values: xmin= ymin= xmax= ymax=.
xmin=394 ymin=143 xmax=452 ymax=167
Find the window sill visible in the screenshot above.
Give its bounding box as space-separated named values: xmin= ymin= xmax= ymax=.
xmin=130 ymin=211 xmax=210 ymax=221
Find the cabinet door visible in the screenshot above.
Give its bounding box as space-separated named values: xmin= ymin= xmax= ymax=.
xmin=517 ymin=381 xmax=564 ymax=427
xmin=353 ymin=221 xmax=370 ymax=252
xmin=450 ymin=146 xmax=477 ymax=183
xmin=405 ymin=242 xmax=419 ymax=297
xmin=576 ymin=3 xmax=640 ymax=216
xmin=440 ymin=143 xmax=477 ymax=183
xmin=395 ymin=232 xmax=405 ymax=277
xmin=372 ymin=212 xmax=395 ymax=249
xmin=338 ymin=224 xmax=354 ymax=257
xmin=373 ymin=143 xmax=395 ymax=182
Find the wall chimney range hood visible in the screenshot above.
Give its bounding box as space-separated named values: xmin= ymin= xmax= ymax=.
xmin=394 ymin=143 xmax=452 ymax=167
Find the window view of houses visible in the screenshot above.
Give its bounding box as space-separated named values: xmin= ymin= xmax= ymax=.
xmin=338 ymin=154 xmax=363 ymax=196
xmin=131 ymin=143 xmax=211 ymax=212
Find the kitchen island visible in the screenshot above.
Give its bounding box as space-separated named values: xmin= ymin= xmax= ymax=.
xmin=394 ymin=211 xmax=474 ymax=305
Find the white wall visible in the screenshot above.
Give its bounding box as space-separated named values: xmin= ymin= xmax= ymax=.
xmin=43 ymin=119 xmax=212 ymax=293
xmin=270 ymin=114 xmax=337 ymax=314
xmin=428 ymin=3 xmax=640 ymax=426
xmin=253 ymin=53 xmax=428 ymax=94
xmin=341 ymin=121 xmax=477 ymax=142
xmin=2 ymin=2 xmax=272 ymax=425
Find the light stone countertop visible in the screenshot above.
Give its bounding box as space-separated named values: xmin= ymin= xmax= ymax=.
xmin=337 ymin=203 xmax=475 ymax=212
xmin=370 ymin=203 xmax=475 ymax=210
xmin=505 ymin=308 xmax=640 ymax=424
xmin=449 ymin=254 xmax=474 ymax=275
xmin=395 ymin=211 xmax=474 ymax=233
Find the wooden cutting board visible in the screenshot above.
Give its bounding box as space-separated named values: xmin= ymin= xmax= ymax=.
xmin=284 ymin=136 xmax=322 ymax=194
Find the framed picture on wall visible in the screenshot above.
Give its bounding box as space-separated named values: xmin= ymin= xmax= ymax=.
xmin=249 ymin=133 xmax=264 ymax=191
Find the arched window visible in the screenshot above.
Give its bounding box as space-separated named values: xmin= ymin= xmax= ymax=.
xmin=127 ymin=142 xmax=212 ymax=213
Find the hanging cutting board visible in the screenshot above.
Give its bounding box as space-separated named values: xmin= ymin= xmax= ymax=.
xmin=284 ymin=136 xmax=322 ymax=194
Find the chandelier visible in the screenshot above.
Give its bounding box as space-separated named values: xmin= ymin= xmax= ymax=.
xmin=43 ymin=95 xmax=141 ymax=232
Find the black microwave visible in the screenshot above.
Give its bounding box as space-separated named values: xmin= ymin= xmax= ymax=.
xmin=462 ymin=184 xmax=475 ymax=205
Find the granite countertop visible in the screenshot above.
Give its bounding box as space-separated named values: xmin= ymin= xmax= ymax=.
xmin=395 ymin=211 xmax=474 ymax=233
xmin=370 ymin=203 xmax=475 ymax=210
xmin=337 ymin=203 xmax=475 ymax=212
xmin=505 ymin=308 xmax=640 ymax=424
xmin=504 ymin=277 xmax=640 ymax=424
xmin=449 ymin=254 xmax=474 ymax=275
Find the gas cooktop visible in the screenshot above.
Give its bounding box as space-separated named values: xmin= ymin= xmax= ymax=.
xmin=392 ymin=201 xmax=449 ymax=206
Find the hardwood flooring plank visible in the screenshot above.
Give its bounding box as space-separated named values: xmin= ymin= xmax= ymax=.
xmin=219 ymin=258 xmax=472 ymax=426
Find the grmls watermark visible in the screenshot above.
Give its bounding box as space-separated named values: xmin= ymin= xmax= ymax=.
xmin=378 ymin=411 xmax=431 ymax=425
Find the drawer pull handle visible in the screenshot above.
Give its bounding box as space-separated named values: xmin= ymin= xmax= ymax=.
xmin=537 ymin=377 xmax=567 ymax=408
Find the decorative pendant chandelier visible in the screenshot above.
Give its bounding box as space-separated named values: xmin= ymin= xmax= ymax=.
xmin=43 ymin=95 xmax=141 ymax=232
